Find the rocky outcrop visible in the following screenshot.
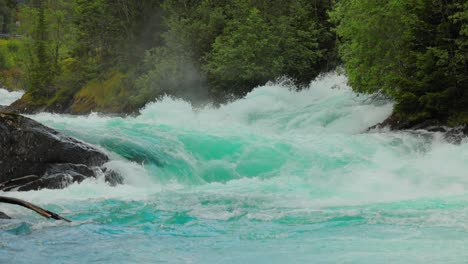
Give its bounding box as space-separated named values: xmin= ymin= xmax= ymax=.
xmin=0 ymin=211 xmax=11 ymax=219
xmin=3 ymin=97 xmax=43 ymax=114
xmin=369 ymin=114 xmax=468 ymax=144
xmin=0 ymin=112 xmax=123 ymax=191
xmin=444 ymin=125 xmax=468 ymax=144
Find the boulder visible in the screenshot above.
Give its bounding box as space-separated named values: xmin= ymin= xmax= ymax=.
xmin=0 ymin=112 xmax=122 ymax=191
xmin=0 ymin=211 xmax=11 ymax=219
xmin=369 ymin=115 xmax=467 ymax=143
xmin=444 ymin=124 xmax=468 ymax=144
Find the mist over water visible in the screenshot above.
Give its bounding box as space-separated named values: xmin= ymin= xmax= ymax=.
xmin=0 ymin=88 xmax=24 ymax=106
xmin=2 ymin=73 xmax=468 ymax=263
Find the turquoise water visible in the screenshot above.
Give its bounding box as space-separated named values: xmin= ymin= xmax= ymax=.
xmin=2 ymin=73 xmax=468 ymax=263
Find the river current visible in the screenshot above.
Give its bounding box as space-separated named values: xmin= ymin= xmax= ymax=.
xmin=1 ymin=73 xmax=468 ymax=263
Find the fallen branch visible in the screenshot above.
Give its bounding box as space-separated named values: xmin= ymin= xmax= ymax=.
xmin=0 ymin=196 xmax=71 ymax=222
xmin=0 ymin=175 xmax=40 ymax=191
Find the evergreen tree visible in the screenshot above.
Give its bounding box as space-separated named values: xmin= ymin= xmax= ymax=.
xmin=332 ymin=0 xmax=468 ymax=126
xmin=205 ymin=5 xmax=282 ymax=96
xmin=29 ymin=0 xmax=54 ymax=99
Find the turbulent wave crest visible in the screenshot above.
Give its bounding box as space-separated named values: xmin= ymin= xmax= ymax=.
xmin=25 ymin=72 xmax=468 ymax=203
xmin=28 ymin=73 xmax=397 ymax=188
xmin=3 ymin=73 xmax=468 ymax=263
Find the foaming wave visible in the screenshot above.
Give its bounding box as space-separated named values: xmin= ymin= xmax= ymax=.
xmin=0 ymin=88 xmax=24 ymax=106
xmin=26 ymin=72 xmax=468 ymax=210
xmin=136 ymin=72 xmax=393 ymax=134
xmin=32 ymin=72 xmax=393 ymax=136
xmin=5 ymin=73 xmax=468 ymax=264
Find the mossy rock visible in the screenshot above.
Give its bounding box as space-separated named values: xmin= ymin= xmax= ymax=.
xmin=70 ymin=70 xmax=134 ymax=114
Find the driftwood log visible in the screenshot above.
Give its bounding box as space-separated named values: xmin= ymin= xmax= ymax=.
xmin=0 ymin=196 xmax=71 ymax=222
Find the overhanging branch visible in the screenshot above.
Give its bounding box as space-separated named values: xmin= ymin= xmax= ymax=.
xmin=0 ymin=196 xmax=71 ymax=222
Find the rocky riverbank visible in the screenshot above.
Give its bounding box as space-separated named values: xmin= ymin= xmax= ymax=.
xmin=369 ymin=113 xmax=468 ymax=144
xmin=0 ymin=112 xmax=123 ymax=192
xmin=0 ymin=112 xmax=124 ymax=218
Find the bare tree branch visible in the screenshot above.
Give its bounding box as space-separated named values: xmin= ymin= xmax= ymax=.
xmin=0 ymin=196 xmax=71 ymax=222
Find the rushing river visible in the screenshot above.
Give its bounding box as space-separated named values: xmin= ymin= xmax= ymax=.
xmin=1 ymin=73 xmax=468 ymax=263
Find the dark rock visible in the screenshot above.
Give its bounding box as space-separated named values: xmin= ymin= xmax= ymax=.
xmin=0 ymin=112 xmax=108 ymax=181
xmin=4 ymin=97 xmax=45 ymax=114
xmin=0 ymin=175 xmax=40 ymax=191
xmin=409 ymin=120 xmax=445 ymax=131
xmin=17 ymin=173 xmax=85 ymax=191
xmin=369 ymin=113 xmax=444 ymax=131
xmin=369 ymin=114 xmax=411 ymax=131
xmin=103 ymin=168 xmax=124 ymax=186
xmin=14 ymin=164 xmax=94 ymax=191
xmin=369 ymin=113 xmax=467 ymax=143
xmin=46 ymin=163 xmax=96 ymax=178
xmin=0 ymin=211 xmax=11 ymax=219
xmin=0 ymin=105 xmax=5 ymax=111
xmin=0 ymin=112 xmax=123 ymax=191
xmin=444 ymin=125 xmax=468 ymax=144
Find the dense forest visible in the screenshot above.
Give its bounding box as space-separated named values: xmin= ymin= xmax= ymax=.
xmin=332 ymin=0 xmax=468 ymax=127
xmin=0 ymin=0 xmax=466 ymax=127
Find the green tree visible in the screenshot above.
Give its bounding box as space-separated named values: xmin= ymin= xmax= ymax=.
xmin=10 ymin=0 xmax=339 ymax=112
xmin=137 ymin=0 xmax=337 ymax=103
xmin=332 ymin=0 xmax=468 ymax=126
xmin=275 ymin=0 xmax=336 ymax=85
xmin=29 ymin=0 xmax=54 ymax=99
xmin=134 ymin=0 xmax=225 ymax=104
xmin=0 ymin=0 xmax=16 ymax=34
xmin=205 ymin=5 xmax=282 ymax=96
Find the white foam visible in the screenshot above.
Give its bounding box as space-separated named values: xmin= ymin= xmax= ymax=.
xmin=135 ymin=72 xmax=393 ymax=135
xmin=0 ymin=88 xmax=24 ymax=106
xmin=24 ymin=72 xmax=468 ymax=213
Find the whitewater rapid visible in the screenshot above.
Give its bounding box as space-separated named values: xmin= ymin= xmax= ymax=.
xmin=2 ymin=73 xmax=468 ymax=263
xmin=0 ymin=88 xmax=24 ymax=106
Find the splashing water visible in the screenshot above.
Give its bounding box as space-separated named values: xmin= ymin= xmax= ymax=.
xmin=0 ymin=88 xmax=24 ymax=106
xmin=1 ymin=73 xmax=468 ymax=263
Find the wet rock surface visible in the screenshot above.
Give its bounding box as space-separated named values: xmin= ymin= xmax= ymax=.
xmin=369 ymin=115 xmax=467 ymax=144
xmin=0 ymin=211 xmax=11 ymax=219
xmin=0 ymin=112 xmax=122 ymax=191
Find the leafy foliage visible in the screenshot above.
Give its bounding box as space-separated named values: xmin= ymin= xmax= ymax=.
xmin=332 ymin=0 xmax=468 ymax=125
xmin=137 ymin=0 xmax=337 ymax=102
xmin=205 ymin=6 xmax=282 ymax=96
xmin=10 ymin=0 xmax=466 ymax=127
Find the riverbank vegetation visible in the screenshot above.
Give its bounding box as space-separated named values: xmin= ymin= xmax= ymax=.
xmin=332 ymin=0 xmax=467 ymax=127
xmin=2 ymin=0 xmax=337 ymax=113
xmin=0 ymin=0 xmax=466 ymax=126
